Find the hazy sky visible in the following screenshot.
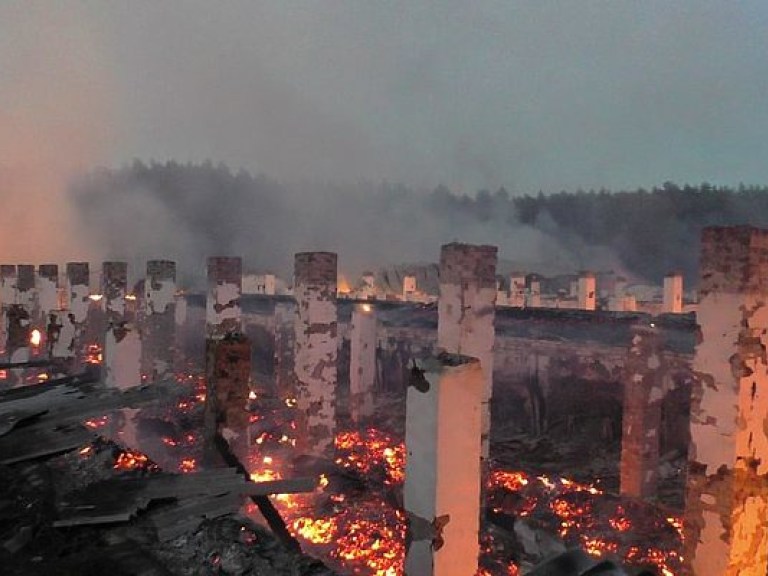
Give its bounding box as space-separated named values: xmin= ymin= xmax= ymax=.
xmin=3 ymin=1 xmax=768 ymax=194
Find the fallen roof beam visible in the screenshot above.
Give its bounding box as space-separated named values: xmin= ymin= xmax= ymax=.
xmin=213 ymin=432 xmax=303 ymax=552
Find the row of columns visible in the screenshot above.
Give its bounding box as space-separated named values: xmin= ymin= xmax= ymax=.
xmin=5 ymin=230 xmax=757 ymax=574
xmin=0 ymin=260 xmax=178 ymax=386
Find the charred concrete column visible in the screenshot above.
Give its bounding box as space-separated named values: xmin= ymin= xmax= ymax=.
xmin=405 ymin=353 xmax=483 ymax=576
xmin=37 ymin=265 xmax=59 ymax=322
xmin=206 ymin=257 xmax=242 ymax=338
xmin=349 ymin=302 xmax=377 ymax=423
xmin=578 ymin=271 xmax=597 ymax=311
xmin=684 ymin=226 xmax=768 ymax=576
xmin=620 ymin=324 xmax=664 ymax=499
xmin=142 ymin=260 xmax=176 ymax=383
xmin=437 ymin=243 xmax=497 ymax=459
xmin=293 ymin=252 xmax=338 ymax=456
xmin=274 ymin=301 xmax=296 ymax=401
xmin=204 ymin=334 xmax=252 ymax=462
xmin=663 ymin=272 xmax=683 ymax=314
xmin=102 ymin=262 xmax=140 ymax=389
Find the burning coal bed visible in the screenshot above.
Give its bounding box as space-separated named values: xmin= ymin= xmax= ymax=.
xmin=79 ymin=381 xmax=683 ymax=576
xmin=241 ymin=397 xmax=683 ymax=576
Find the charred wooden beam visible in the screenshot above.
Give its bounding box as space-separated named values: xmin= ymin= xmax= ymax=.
xmin=212 ymin=431 xmax=303 ymax=552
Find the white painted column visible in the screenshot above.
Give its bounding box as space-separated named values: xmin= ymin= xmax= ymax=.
xmin=36 ymin=264 xmax=59 ymax=324
xmin=402 ymin=275 xmax=417 ymax=301
xmin=578 ymin=271 xmax=597 ymax=311
xmin=142 ymin=260 xmax=176 ymax=383
xmin=102 ymin=261 xmax=140 ymax=390
xmin=405 ymin=353 xmax=483 ymax=576
xmin=527 ymin=278 xmax=541 ymax=308
xmin=349 ymin=302 xmax=377 ymax=422
xmin=508 ymin=273 xmax=526 ymax=308
xmin=206 ymin=256 xmax=242 ymax=338
xmin=293 ymin=252 xmax=338 ymax=456
xmin=274 ymin=301 xmax=296 ymax=401
xmin=663 ymin=272 xmax=683 ymax=314
xmin=684 ymin=226 xmax=768 ymax=576
xmin=437 ymin=242 xmax=497 ymax=459
xmin=65 ymin=262 xmax=90 ymax=369
xmin=66 ymin=262 xmax=90 ymax=325
xmin=47 ymin=309 xmax=76 ymax=363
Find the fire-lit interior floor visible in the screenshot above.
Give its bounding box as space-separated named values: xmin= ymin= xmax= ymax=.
xmin=76 ymin=366 xmax=685 ymax=576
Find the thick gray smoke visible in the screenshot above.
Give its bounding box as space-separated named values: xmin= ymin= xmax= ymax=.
xmin=70 ymin=162 xmax=626 ymax=288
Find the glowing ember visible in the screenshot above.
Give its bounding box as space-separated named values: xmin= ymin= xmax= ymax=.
xmin=85 ymin=343 xmax=103 ymax=365
xmin=179 ymin=458 xmax=197 ymax=473
xmin=84 ymin=415 xmax=109 ymax=429
xmin=292 ymin=517 xmax=337 ymax=544
xmin=334 ymin=428 xmax=405 ymax=485
xmin=488 ymin=469 xmax=683 ymax=575
xmin=114 ymin=448 xmax=157 ymax=472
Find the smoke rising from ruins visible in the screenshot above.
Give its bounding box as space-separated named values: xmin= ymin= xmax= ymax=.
xmin=70 ymin=162 xmax=632 ymax=287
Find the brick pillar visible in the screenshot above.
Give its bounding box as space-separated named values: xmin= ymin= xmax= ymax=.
xmin=578 ymin=271 xmax=597 ymax=311
xmin=204 ymin=334 xmax=252 ymax=462
xmin=663 ymin=272 xmax=683 ymax=314
xmin=349 ymin=303 xmax=377 ymax=423
xmin=620 ymin=324 xmax=664 ymax=499
xmin=142 ymin=260 xmax=176 ymax=383
xmin=273 ymin=301 xmax=296 ymax=401
xmin=684 ymin=226 xmax=768 ymax=576
xmin=293 ymin=252 xmax=338 ymax=456
xmin=405 ymin=353 xmax=483 ymax=576
xmin=437 ymin=243 xmax=497 ymax=460
xmin=206 ymin=257 xmax=242 ymax=338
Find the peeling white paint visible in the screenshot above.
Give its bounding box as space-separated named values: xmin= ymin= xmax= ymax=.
xmin=293 ymin=253 xmax=338 ymax=456
xmin=438 ymin=244 xmax=497 ymax=460
xmin=349 ymin=304 xmax=376 ymax=422
xmin=206 ymin=280 xmax=241 ymax=337
xmin=49 ymin=310 xmax=76 ymax=359
xmin=405 ymin=356 xmax=483 ymax=576
xmin=146 ymin=279 xmax=175 ymax=315
xmin=104 ymin=325 xmax=141 ymax=390
xmin=36 ymin=275 xmax=58 ymax=320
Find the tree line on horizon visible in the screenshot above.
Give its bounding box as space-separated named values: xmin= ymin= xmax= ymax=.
xmin=72 ymin=160 xmax=768 ymax=285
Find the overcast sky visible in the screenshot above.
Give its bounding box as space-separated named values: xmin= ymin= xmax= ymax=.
xmin=2 ymin=1 xmax=768 ymax=195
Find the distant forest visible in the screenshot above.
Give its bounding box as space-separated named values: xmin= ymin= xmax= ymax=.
xmin=72 ymin=161 xmax=768 ymax=286
xmin=443 ymin=181 xmax=768 ymax=283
